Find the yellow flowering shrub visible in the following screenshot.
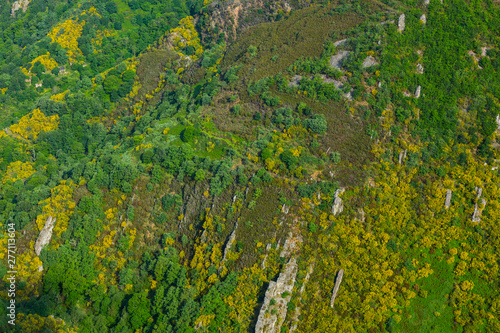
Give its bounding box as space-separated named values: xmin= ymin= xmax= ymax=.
xmin=30 ymin=53 xmax=58 ymax=72
xmin=9 ymin=108 xmax=59 ymax=141
xmin=2 ymin=161 xmax=35 ymax=184
xmin=36 ymin=180 xmax=76 ymax=237
xmin=48 ymin=19 xmax=85 ymax=61
xmin=50 ymin=90 xmax=69 ymax=102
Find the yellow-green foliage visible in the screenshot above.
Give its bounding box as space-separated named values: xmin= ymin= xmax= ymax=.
xmin=29 ymin=53 xmax=58 ymax=72
xmin=92 ymin=29 xmax=114 ymax=49
xmin=16 ymin=313 xmax=77 ymax=333
xmin=10 ymin=248 xmax=44 ymax=300
xmin=170 ymin=16 xmax=203 ymax=61
xmin=50 ymin=90 xmax=69 ymax=102
xmin=189 ymin=210 xmax=224 ymax=293
xmin=36 ymin=180 xmax=76 ymax=238
xmin=296 ymin=139 xmax=500 ymax=331
xmin=2 ymin=161 xmax=35 ymax=184
xmin=9 ymin=108 xmax=59 ymax=141
xmin=47 ymin=19 xmax=85 ymax=62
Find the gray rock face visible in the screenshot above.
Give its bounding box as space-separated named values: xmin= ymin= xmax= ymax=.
xmin=288 ymin=75 xmax=302 ymax=88
xmin=472 ymin=187 xmax=486 ymax=223
xmin=330 ymin=269 xmax=344 ymax=308
xmin=496 ymin=114 xmax=500 ymax=132
xmin=362 ymin=56 xmax=379 ymax=68
xmin=34 ymin=216 xmax=56 ymax=256
xmin=416 ymin=63 xmax=424 ymax=74
xmin=420 ymin=14 xmax=427 ymax=24
xmin=255 ymin=257 xmax=298 ymax=333
xmin=398 ymin=14 xmax=406 ymax=33
xmin=344 ymin=89 xmax=353 ymax=100
xmin=398 ymin=150 xmax=407 ymax=164
xmin=415 ymin=85 xmax=421 ymax=98
xmin=280 ymin=231 xmax=302 ymax=258
xmin=11 ymin=0 xmax=30 ymax=16
xmin=331 ymin=189 xmax=344 ymax=216
xmin=329 ymin=51 xmax=350 ymax=70
xmin=445 ymin=189 xmax=452 ymax=209
xmin=380 ymin=20 xmax=395 ymax=26
xmin=333 ymin=39 xmax=348 ymax=47
xmin=219 ymin=222 xmax=238 ymax=272
xmin=358 ymin=208 xmax=366 ymax=222
xmin=320 ymin=75 xmax=344 ymax=89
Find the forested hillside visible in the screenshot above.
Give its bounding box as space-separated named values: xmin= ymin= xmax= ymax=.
xmin=0 ymin=0 xmax=500 ymax=332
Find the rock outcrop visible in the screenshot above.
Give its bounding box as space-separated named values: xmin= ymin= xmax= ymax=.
xmin=416 ymin=63 xmax=424 ymax=74
xmin=280 ymin=231 xmax=303 ymax=258
xmin=445 ymin=189 xmax=452 ymax=209
xmin=472 ymin=187 xmax=486 ymax=223
xmin=398 ymin=150 xmax=407 ymax=164
xmin=255 ymin=257 xmax=298 ymax=333
xmin=34 ymin=216 xmax=56 ymax=256
xmin=496 ymin=114 xmax=500 ymax=133
xmin=333 ymin=39 xmax=348 ymax=47
xmin=415 ymin=85 xmax=421 ymax=98
xmin=11 ymin=0 xmax=30 ymax=16
xmin=219 ymin=222 xmax=238 ymax=272
xmin=329 ymin=51 xmax=350 ymax=70
xmin=288 ymin=75 xmax=302 ymax=88
xmin=420 ymin=14 xmax=427 ymax=24
xmin=398 ymin=14 xmax=406 ymax=33
xmin=362 ymin=55 xmax=379 ymax=68
xmin=331 ymin=189 xmax=344 ymax=216
xmin=330 ymin=269 xmax=344 ymax=308
xmin=344 ymin=89 xmax=353 ymax=100
xmin=320 ymin=74 xmax=344 ymax=89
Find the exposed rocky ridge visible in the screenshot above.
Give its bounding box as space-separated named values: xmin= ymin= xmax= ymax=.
xmin=34 ymin=216 xmax=56 ymax=257
xmin=201 ymin=0 xmax=301 ymax=44
xmin=280 ymin=231 xmax=303 ymax=258
xmin=219 ymin=222 xmax=238 ymax=272
xmin=445 ymin=189 xmax=452 ymax=209
xmin=330 ymin=51 xmax=350 ymax=71
xmin=331 ymin=188 xmax=344 ymax=216
xmin=472 ymin=187 xmax=486 ymax=223
xmin=330 ymin=268 xmax=344 ymax=308
xmin=420 ymin=14 xmax=427 ymax=24
xmin=398 ymin=14 xmax=405 ymax=33
xmin=255 ymin=257 xmax=298 ymax=333
xmin=415 ymin=85 xmax=421 ymax=98
xmin=362 ymin=55 xmax=379 ymax=68
xmin=11 ymin=0 xmax=30 ymax=17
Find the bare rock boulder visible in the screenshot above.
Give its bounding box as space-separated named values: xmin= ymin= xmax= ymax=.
xmin=445 ymin=189 xmax=452 ymax=209
xmin=255 ymin=257 xmax=299 ymax=333
xmin=398 ymin=14 xmax=406 ymax=33
xmin=288 ymin=75 xmax=302 ymax=88
xmin=331 ymin=189 xmax=345 ymax=216
xmin=329 ymin=51 xmax=350 ymax=70
xmin=415 ymin=85 xmax=421 ymax=98
xmin=11 ymin=0 xmax=30 ymax=16
xmin=362 ymin=55 xmax=379 ymax=68
xmin=330 ymin=269 xmax=344 ymax=308
xmin=34 ymin=216 xmax=56 ymax=256
xmin=416 ymin=63 xmax=424 ymax=74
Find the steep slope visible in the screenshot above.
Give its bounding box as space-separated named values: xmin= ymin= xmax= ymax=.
xmin=0 ymin=0 xmax=499 ymax=332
